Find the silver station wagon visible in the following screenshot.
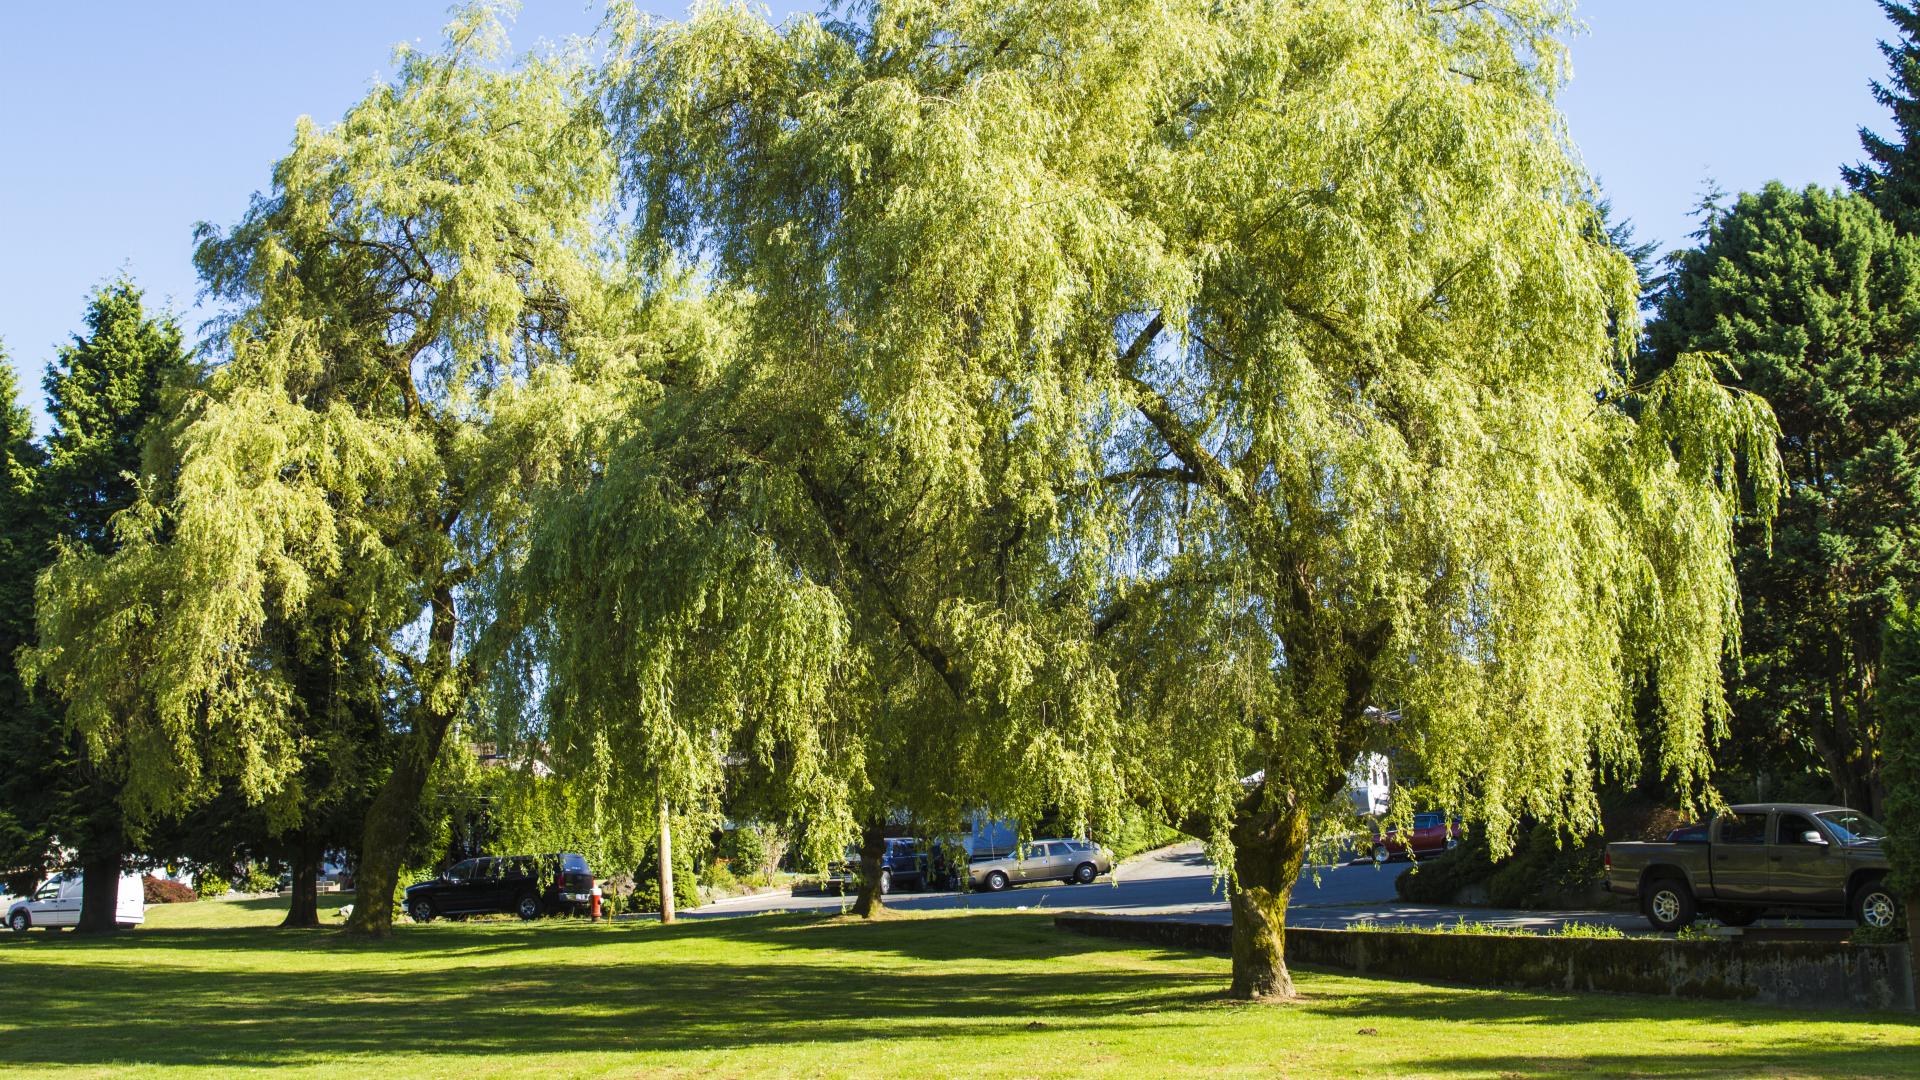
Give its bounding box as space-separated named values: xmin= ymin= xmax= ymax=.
xmin=967 ymin=838 xmax=1114 ymax=891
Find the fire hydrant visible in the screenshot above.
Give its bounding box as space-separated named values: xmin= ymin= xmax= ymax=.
xmin=590 ymin=885 xmax=603 ymax=921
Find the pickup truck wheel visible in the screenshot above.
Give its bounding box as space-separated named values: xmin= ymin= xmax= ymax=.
xmin=878 ymin=869 xmax=892 ymax=895
xmin=516 ymin=893 xmax=541 ymax=921
xmin=7 ymin=910 xmax=28 ymax=932
xmin=408 ymin=899 xmax=435 ymax=924
xmin=1644 ymin=878 xmax=1696 ymax=932
xmin=984 ymin=870 xmax=1009 ymax=892
xmin=1854 ymin=881 xmax=1901 ymax=930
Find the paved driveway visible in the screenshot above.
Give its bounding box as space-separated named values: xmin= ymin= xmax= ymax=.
xmin=681 ymin=843 xmax=1646 ymax=931
xmin=680 ymin=843 xmax=1855 ymax=936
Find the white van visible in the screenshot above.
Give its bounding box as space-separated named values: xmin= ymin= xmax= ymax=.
xmin=6 ymin=872 xmax=144 ymax=931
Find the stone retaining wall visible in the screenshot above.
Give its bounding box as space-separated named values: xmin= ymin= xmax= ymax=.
xmin=1055 ymin=914 xmax=1915 ymax=1012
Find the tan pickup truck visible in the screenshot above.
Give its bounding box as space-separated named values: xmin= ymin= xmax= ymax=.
xmin=1604 ymin=803 xmax=1897 ymax=932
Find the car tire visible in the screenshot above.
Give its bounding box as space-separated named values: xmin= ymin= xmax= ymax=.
xmin=985 ymin=870 xmax=1009 ymax=892
xmin=1715 ymin=906 xmax=1761 ymax=928
xmin=408 ymin=899 xmax=435 ymax=924
xmin=1073 ymin=862 xmax=1097 ymax=885
xmin=516 ymin=893 xmax=541 ymax=921
xmin=7 ymin=910 xmax=28 ymax=932
xmin=1853 ymin=879 xmax=1901 ymax=931
xmin=879 ymin=869 xmax=892 ymax=895
xmin=1643 ymin=877 xmax=1697 ymax=932
xmin=1371 ymin=846 xmax=1390 ymax=865
xmin=1444 ymin=837 xmax=1458 ymax=851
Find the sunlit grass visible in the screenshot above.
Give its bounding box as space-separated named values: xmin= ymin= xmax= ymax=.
xmin=1 ymin=907 xmax=1913 ymax=1078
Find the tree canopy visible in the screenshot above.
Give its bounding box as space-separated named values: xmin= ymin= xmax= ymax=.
xmin=1646 ymin=182 xmax=1920 ymax=816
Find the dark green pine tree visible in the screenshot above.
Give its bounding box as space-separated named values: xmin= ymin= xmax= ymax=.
xmin=1879 ymin=602 xmax=1920 ymax=964
xmin=1645 ymin=183 xmax=1920 ymax=817
xmin=1846 ymin=1 xmax=1920 ymax=232
xmin=0 ymin=342 xmax=60 ymax=900
xmin=36 ymin=279 xmax=194 ymax=932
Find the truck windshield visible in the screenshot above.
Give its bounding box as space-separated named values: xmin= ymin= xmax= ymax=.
xmin=1816 ymin=811 xmax=1886 ymax=845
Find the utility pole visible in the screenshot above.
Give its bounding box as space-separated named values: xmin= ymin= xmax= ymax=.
xmin=658 ymin=788 xmax=676 ymax=925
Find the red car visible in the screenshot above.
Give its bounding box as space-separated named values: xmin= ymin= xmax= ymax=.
xmin=1369 ymin=813 xmax=1462 ymax=863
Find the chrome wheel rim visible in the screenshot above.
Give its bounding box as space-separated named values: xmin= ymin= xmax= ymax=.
xmin=518 ymin=897 xmax=538 ymax=919
xmin=1373 ymin=847 xmax=1389 ymax=864
xmin=1651 ymin=891 xmax=1680 ymax=924
xmin=1864 ymin=892 xmax=1897 ymax=929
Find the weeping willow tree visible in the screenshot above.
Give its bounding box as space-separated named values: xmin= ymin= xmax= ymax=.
xmin=516 ymin=0 xmax=1152 ymax=921
xmin=596 ymin=0 xmax=1780 ymax=997
xmin=24 ymin=8 xmax=645 ymax=936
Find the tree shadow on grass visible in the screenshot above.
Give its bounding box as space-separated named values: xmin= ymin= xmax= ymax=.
xmin=4 ymin=914 xmax=1913 ymax=1076
xmin=0 ymin=914 xmax=1218 ymax=1069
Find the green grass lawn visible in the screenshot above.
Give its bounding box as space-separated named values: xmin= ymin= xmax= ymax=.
xmin=2 ymin=905 xmax=1915 ymax=1079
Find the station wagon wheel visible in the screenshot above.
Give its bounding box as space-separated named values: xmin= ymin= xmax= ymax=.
xmin=408 ymin=899 xmax=435 ymax=924
xmin=1854 ymin=882 xmax=1900 ymax=930
xmin=985 ymin=870 xmax=1009 ymax=892
xmin=1074 ymin=862 xmax=1097 ymax=884
xmin=516 ymin=893 xmax=541 ymax=921
xmin=7 ymin=910 xmax=27 ymax=932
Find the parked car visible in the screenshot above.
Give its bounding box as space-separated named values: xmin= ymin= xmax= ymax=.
xmin=404 ymin=853 xmax=595 ymax=922
xmin=1368 ymin=813 xmax=1462 ymax=863
xmin=1605 ymin=803 xmax=1895 ymax=931
xmin=828 ymin=837 xmax=954 ymax=895
xmin=7 ymin=872 xmax=145 ymax=931
xmin=968 ymin=838 xmax=1113 ymax=892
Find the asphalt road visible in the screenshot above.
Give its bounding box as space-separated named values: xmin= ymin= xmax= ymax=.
xmin=679 ymin=843 xmax=1660 ymax=933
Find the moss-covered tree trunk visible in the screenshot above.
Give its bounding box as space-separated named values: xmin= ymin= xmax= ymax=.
xmin=850 ymin=820 xmax=888 ymax=919
xmin=347 ymin=589 xmax=460 ymax=937
xmin=281 ymin=834 xmax=321 ymax=929
xmin=1226 ymin=794 xmax=1311 ymax=1000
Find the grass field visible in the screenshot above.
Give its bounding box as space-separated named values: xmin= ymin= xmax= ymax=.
xmin=2 ymin=900 xmax=1916 ymax=1078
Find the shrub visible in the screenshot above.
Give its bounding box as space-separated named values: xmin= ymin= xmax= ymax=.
xmin=240 ymin=865 xmax=278 ymax=894
xmin=698 ymin=857 xmax=739 ymax=893
xmin=630 ymin=843 xmax=700 ymax=914
xmin=1394 ymin=834 xmax=1492 ymax=904
xmin=142 ymin=875 xmax=196 ymax=904
xmin=194 ymin=873 xmax=230 ymax=899
xmin=718 ymin=823 xmax=791 ymax=879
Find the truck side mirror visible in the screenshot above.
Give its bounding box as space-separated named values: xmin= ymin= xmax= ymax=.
xmin=1802 ymin=830 xmax=1828 ymax=846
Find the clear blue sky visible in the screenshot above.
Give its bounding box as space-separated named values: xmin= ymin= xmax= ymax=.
xmin=0 ymin=1 xmax=1899 ymax=430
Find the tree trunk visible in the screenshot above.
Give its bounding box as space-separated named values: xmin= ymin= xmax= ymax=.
xmin=281 ymin=836 xmax=321 ymax=929
xmin=346 ymin=707 xmax=454 ymax=937
xmin=850 ymin=820 xmax=888 ymax=919
xmin=75 ymin=846 xmax=123 ymax=935
xmin=1226 ymin=793 xmax=1311 ymax=1001
xmin=658 ymin=790 xmax=676 ymax=925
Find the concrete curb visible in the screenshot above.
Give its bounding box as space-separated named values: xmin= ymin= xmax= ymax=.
xmin=1056 ymin=913 xmax=1916 ymax=1013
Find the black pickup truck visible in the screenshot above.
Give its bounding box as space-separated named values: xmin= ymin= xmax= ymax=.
xmin=1605 ymin=803 xmax=1897 ymax=932
xmin=405 ymin=852 xmax=595 ymax=922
